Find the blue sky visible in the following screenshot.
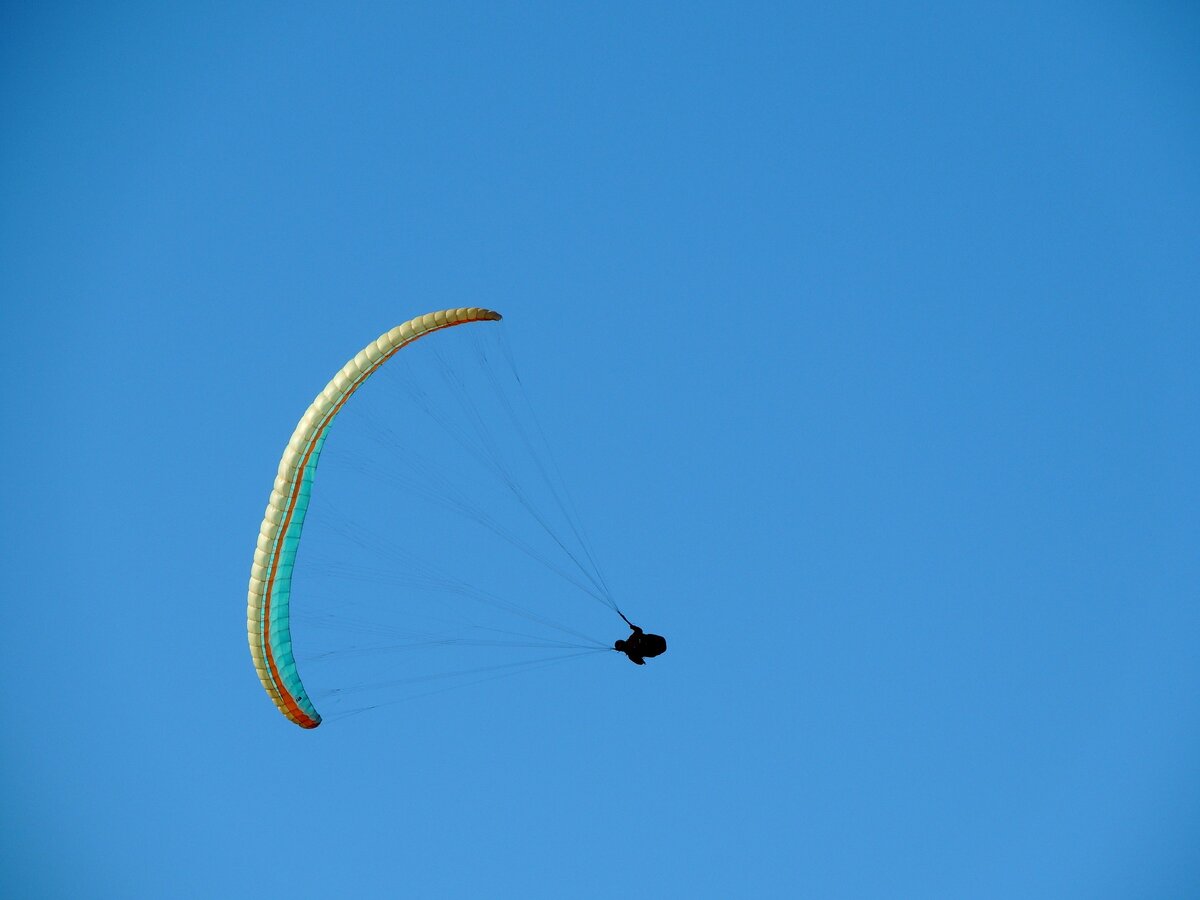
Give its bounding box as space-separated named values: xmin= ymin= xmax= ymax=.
xmin=2 ymin=3 xmax=1198 ymax=897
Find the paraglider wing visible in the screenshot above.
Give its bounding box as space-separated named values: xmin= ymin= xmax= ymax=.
xmin=246 ymin=308 xmax=503 ymax=728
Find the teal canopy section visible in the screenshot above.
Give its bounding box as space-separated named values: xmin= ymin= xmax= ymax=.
xmin=259 ymin=431 xmax=328 ymax=726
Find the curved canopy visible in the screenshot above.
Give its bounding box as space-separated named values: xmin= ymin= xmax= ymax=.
xmin=247 ymin=307 xmax=503 ymax=728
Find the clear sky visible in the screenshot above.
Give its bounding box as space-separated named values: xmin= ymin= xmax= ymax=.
xmin=2 ymin=3 xmax=1198 ymax=898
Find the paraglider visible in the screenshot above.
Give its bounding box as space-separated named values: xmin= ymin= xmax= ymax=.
xmin=614 ymin=615 xmax=667 ymax=665
xmin=247 ymin=306 xmax=665 ymax=729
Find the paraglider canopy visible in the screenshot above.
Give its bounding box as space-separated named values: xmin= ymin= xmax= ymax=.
xmin=247 ymin=308 xmax=502 ymax=729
